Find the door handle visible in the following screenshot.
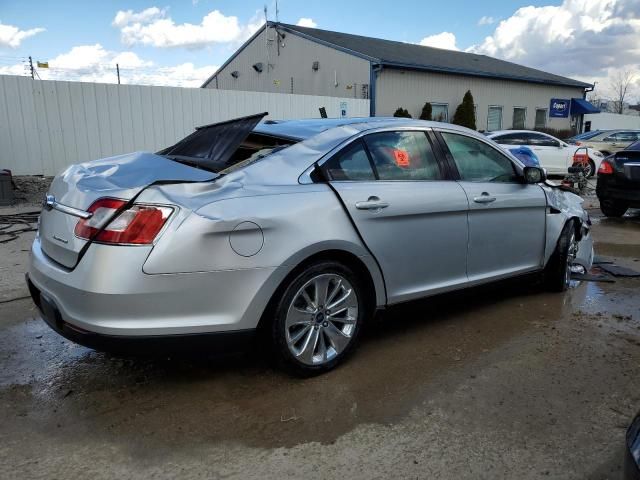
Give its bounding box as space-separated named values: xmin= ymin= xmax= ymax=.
xmin=473 ymin=193 xmax=496 ymax=204
xmin=355 ymin=196 xmax=389 ymax=210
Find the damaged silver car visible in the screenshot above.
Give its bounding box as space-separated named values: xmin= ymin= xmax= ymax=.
xmin=27 ymin=114 xmax=593 ymax=375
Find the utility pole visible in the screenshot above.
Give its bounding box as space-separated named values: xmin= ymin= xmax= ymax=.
xmin=116 ymin=63 xmax=120 ymax=85
xmin=28 ymin=56 xmax=34 ymax=79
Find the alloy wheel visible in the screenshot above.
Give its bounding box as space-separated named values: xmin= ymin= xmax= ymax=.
xmin=285 ymin=273 xmax=358 ymax=366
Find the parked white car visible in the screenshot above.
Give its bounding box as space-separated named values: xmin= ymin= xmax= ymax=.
xmin=486 ymin=130 xmax=604 ymax=177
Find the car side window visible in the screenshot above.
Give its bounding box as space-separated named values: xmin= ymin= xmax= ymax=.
xmin=492 ymin=133 xmax=527 ymax=145
xmin=364 ymin=131 xmax=443 ymax=180
xmin=615 ymin=132 xmax=638 ymax=142
xmin=323 ymin=140 xmax=376 ymax=181
xmin=441 ymin=132 xmax=518 ymax=183
xmin=604 ymin=133 xmax=620 ymax=142
xmin=527 ymin=133 xmax=560 ymax=147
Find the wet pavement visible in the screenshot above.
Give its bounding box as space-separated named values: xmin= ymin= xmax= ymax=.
xmin=1 ymin=210 xmax=639 ymax=479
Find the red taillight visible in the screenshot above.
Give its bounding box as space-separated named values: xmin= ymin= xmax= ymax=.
xmin=597 ymin=160 xmax=614 ymax=175
xmin=74 ymin=198 xmax=173 ymax=245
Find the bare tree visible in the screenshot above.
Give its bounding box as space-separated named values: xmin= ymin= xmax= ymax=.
xmin=608 ymin=70 xmax=635 ymax=114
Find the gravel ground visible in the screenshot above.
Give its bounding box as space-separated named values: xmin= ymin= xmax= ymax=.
xmin=0 ymin=196 xmax=638 ymax=479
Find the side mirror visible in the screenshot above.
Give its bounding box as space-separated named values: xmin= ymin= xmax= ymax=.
xmin=523 ymin=166 xmax=546 ymax=184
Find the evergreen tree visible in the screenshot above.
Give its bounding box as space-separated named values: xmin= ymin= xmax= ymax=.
xmin=393 ymin=107 xmax=412 ymax=118
xmin=452 ymin=90 xmax=477 ymax=130
xmin=419 ymin=102 xmax=432 ymax=120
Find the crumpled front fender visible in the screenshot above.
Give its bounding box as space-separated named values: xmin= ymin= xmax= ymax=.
xmin=540 ymin=182 xmax=593 ymax=270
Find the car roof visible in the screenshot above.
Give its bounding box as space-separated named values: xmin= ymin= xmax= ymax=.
xmin=252 ymin=117 xmax=471 ymax=141
xmin=235 ymin=117 xmax=483 ymax=185
xmin=600 ymin=129 xmax=640 ymax=134
xmin=487 ymin=130 xmax=552 ymax=137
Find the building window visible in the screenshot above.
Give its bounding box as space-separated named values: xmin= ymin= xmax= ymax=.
xmin=431 ymin=103 xmax=448 ymax=122
xmin=512 ymin=107 xmax=526 ymax=129
xmin=535 ymin=108 xmax=547 ymax=129
xmin=487 ymin=106 xmax=503 ymax=131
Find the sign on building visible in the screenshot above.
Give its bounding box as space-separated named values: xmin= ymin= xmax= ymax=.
xmin=549 ymin=99 xmax=570 ymax=118
xmin=340 ymin=101 xmax=348 ymax=118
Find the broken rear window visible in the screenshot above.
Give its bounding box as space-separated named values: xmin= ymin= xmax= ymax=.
xmin=158 ymin=113 xmax=297 ymax=174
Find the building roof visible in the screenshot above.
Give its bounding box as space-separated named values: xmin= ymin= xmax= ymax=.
xmin=272 ymin=22 xmax=590 ymax=89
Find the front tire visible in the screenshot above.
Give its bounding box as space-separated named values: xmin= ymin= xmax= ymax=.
xmin=544 ymin=220 xmax=578 ymax=292
xmin=271 ymin=261 xmax=366 ymax=376
xmin=600 ymin=199 xmax=628 ymax=217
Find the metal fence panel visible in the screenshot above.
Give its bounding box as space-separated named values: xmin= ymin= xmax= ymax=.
xmin=0 ymin=75 xmax=370 ymax=175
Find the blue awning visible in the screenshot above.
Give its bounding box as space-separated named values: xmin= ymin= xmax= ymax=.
xmin=571 ymin=98 xmax=600 ymax=115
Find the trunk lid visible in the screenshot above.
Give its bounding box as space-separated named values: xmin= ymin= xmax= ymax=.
xmin=39 ymin=151 xmax=216 ymax=268
xmin=613 ymin=150 xmax=640 ymax=185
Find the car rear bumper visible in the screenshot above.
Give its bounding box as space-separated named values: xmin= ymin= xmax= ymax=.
xmin=27 ymin=274 xmax=255 ymax=354
xmin=597 ymin=180 xmax=640 ymax=206
xmin=28 ymin=237 xmax=287 ymax=339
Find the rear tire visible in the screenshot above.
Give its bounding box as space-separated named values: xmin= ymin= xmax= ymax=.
xmin=586 ymin=160 xmax=596 ymax=178
xmin=544 ymin=220 xmax=578 ymax=292
xmin=600 ymin=199 xmax=628 ymax=217
xmin=270 ymin=261 xmax=366 ymax=376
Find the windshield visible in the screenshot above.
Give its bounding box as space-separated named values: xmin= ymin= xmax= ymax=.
xmin=157 ymin=112 xmax=295 ymax=173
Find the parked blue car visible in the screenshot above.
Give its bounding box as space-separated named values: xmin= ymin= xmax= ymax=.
xmin=507 ymin=146 xmax=540 ymax=167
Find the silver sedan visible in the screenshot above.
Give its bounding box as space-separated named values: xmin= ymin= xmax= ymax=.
xmin=28 ymin=114 xmax=593 ymax=375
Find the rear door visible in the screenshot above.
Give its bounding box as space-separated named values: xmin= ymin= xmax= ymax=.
xmin=325 ymin=130 xmax=469 ymax=304
xmin=437 ymin=130 xmax=547 ymax=282
xmin=526 ymin=132 xmax=567 ymax=174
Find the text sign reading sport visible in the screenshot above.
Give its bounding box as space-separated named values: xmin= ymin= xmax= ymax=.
xmin=549 ymin=99 xmax=570 ymax=118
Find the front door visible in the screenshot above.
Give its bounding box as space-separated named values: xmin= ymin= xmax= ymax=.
xmin=438 ymin=131 xmax=547 ymax=282
xmin=526 ymin=132 xmax=567 ymax=174
xmin=324 ymin=131 xmax=470 ymax=304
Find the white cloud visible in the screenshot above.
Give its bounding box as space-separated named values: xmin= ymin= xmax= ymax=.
xmin=419 ymin=32 xmax=459 ymax=51
xmin=467 ymin=0 xmax=640 ymax=90
xmin=0 ymin=21 xmax=45 ymax=48
xmin=478 ymin=16 xmax=495 ymax=26
xmin=112 ymin=7 xmax=165 ymax=28
xmin=113 ymin=7 xmax=263 ymax=49
xmin=296 ymin=18 xmax=317 ymax=28
xmin=48 ymin=44 xmax=151 ymax=70
xmin=0 ymin=43 xmax=218 ymax=88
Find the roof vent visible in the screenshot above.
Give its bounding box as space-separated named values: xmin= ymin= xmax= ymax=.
xmin=252 ymin=62 xmax=263 ymax=73
xmin=231 ymin=70 xmax=239 ymax=79
xmin=312 ymin=61 xmax=319 ymax=71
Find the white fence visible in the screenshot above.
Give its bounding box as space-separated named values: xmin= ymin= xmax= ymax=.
xmin=584 ymin=112 xmax=640 ymax=131
xmin=0 ymin=75 xmax=370 ymax=176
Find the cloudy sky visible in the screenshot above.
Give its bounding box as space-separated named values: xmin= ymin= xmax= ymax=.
xmin=0 ymin=0 xmax=638 ymax=99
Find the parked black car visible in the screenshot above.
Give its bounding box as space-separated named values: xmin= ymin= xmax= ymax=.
xmin=596 ymin=140 xmax=640 ymax=217
xmin=625 ymin=412 xmax=640 ymax=479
